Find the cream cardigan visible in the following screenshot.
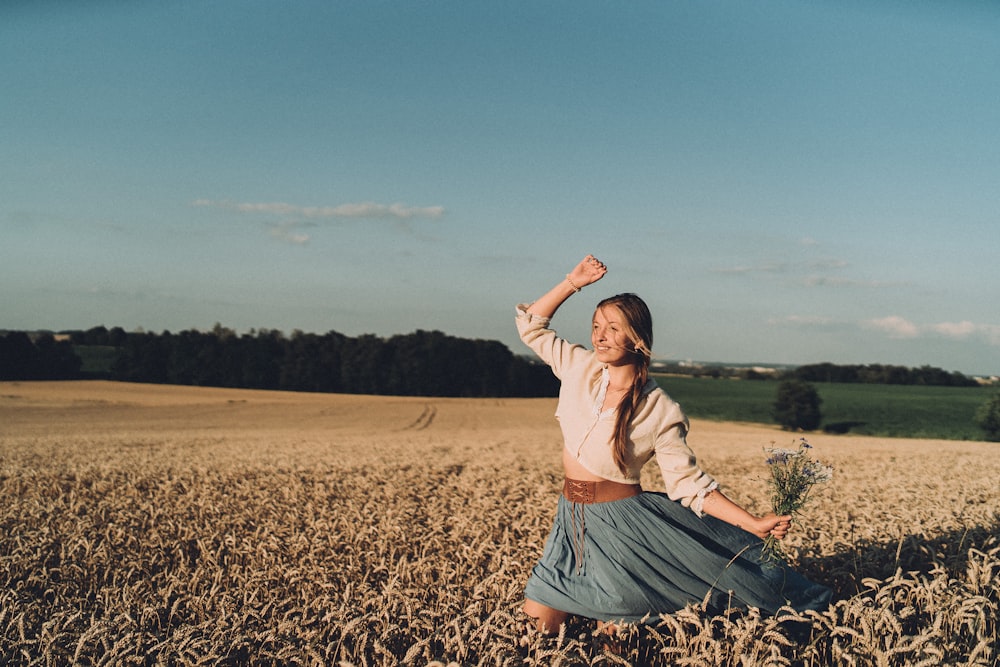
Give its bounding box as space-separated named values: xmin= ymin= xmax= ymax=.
xmin=516 ymin=304 xmax=718 ymax=515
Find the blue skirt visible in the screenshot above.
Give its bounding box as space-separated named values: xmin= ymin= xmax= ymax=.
xmin=524 ymin=492 xmax=832 ymax=624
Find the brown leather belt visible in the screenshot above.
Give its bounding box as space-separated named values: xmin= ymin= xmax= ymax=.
xmin=562 ymin=477 xmax=641 ymax=504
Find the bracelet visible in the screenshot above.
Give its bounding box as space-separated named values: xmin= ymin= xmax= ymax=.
xmin=565 ymin=274 xmax=581 ymax=292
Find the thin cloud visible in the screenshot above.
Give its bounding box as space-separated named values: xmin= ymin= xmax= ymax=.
xmin=713 ymin=258 xmax=850 ymax=278
xmin=194 ymin=199 xmax=445 ymax=220
xmin=803 ymin=276 xmax=903 ymax=288
xmin=929 ymin=321 xmax=1000 ymax=346
xmin=712 ymin=262 xmax=788 ymax=275
xmin=193 ymin=198 xmax=445 ymax=245
xmin=769 ymin=314 xmax=836 ymax=327
xmin=269 ymin=221 xmax=310 ymax=245
xmin=865 ymin=315 xmax=921 ymax=339
xmin=863 ymin=316 xmax=1000 ymax=346
xmin=808 ymin=258 xmax=849 ymax=270
xmin=772 ymin=313 xmax=1000 ymax=348
xmin=714 ymin=255 xmax=907 ymax=290
xmin=929 ymin=320 xmax=977 ymax=339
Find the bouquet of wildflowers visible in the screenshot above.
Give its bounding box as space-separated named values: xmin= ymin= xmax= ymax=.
xmin=761 ymin=437 xmax=833 ymax=564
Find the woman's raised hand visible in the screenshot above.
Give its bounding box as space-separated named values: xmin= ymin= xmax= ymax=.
xmin=567 ymin=254 xmax=607 ymax=289
xmin=526 ymin=254 xmax=608 ymax=319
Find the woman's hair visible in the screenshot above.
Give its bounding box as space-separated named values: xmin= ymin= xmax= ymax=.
xmin=595 ymin=293 xmax=653 ymax=475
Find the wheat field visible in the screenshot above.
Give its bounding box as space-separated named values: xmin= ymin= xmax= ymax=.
xmin=2 ymin=381 xmax=998 ymax=666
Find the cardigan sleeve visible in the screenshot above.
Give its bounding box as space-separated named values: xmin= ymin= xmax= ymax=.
xmin=515 ymin=304 xmax=591 ymax=379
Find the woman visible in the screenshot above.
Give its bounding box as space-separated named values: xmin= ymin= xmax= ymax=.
xmin=517 ymin=254 xmax=831 ymax=633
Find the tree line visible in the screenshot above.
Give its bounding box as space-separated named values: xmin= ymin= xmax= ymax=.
xmin=0 ymin=331 xmax=81 ymax=380
xmin=1 ymin=325 xmax=558 ymax=398
xmin=1 ymin=325 xmax=983 ymax=394
xmin=785 ymin=361 xmax=978 ymax=387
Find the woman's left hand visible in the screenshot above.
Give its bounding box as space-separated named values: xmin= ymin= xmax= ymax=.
xmin=753 ymin=513 xmax=791 ymax=541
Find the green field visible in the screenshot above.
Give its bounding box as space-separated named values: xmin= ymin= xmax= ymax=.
xmin=654 ymin=375 xmax=996 ymax=441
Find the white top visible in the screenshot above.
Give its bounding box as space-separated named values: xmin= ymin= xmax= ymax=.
xmin=516 ymin=304 xmax=718 ymax=515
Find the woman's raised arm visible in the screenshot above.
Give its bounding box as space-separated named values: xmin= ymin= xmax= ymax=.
xmin=526 ymin=254 xmax=607 ymax=319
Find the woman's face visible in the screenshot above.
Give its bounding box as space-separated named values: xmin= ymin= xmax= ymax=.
xmin=592 ymin=305 xmax=633 ymax=367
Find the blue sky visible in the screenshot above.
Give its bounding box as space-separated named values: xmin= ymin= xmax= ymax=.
xmin=3 ymin=1 xmax=999 ymax=376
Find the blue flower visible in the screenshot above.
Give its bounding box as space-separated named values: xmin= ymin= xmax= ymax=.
xmin=761 ymin=438 xmax=833 ymax=564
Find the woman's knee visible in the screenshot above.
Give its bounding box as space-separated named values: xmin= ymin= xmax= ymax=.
xmin=523 ymin=599 xmax=568 ymax=635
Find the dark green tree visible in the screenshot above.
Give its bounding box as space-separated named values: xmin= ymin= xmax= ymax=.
xmin=236 ymin=329 xmax=283 ymax=390
xmin=772 ymin=379 xmax=823 ymax=431
xmin=83 ymin=325 xmax=110 ymax=345
xmin=0 ymin=332 xmax=81 ymax=380
xmin=279 ymin=330 xmax=345 ymax=392
xmin=108 ymin=327 xmax=128 ymax=348
xmin=340 ymin=334 xmax=391 ymax=395
xmin=34 ymin=333 xmax=82 ymax=378
xmin=975 ymin=392 xmax=1000 ymax=442
xmin=0 ymin=332 xmax=41 ymax=379
xmin=112 ymin=331 xmax=171 ymax=383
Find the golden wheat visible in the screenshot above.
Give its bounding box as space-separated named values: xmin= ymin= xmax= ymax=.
xmin=2 ymin=381 xmax=998 ymax=666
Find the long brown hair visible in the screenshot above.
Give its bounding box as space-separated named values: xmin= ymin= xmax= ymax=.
xmin=595 ymin=293 xmax=653 ymax=474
